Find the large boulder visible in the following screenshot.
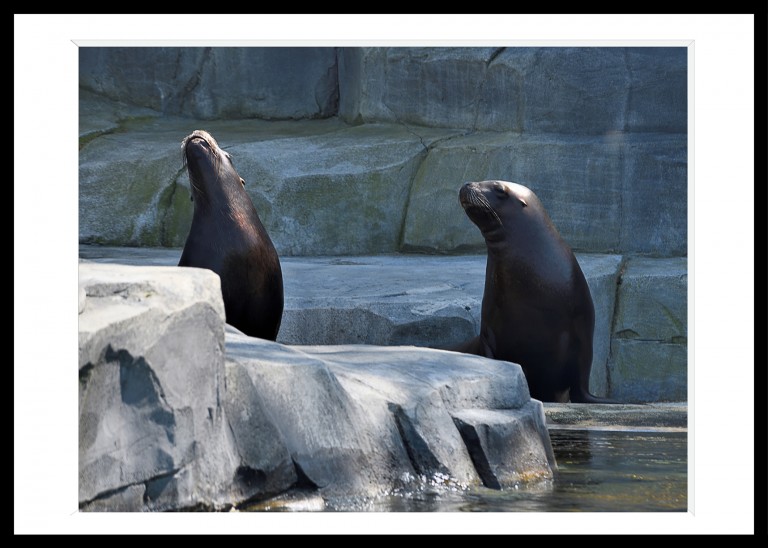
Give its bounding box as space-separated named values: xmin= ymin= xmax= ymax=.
xmin=224 ymin=333 xmax=554 ymax=506
xmin=78 ymin=263 xmax=246 ymax=511
xmin=79 ymin=261 xmax=559 ymax=511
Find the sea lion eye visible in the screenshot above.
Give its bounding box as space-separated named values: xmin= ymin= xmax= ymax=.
xmin=493 ymin=183 xmax=508 ymax=198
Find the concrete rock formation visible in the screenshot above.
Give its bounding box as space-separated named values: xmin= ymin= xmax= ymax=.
xmin=79 ymin=262 xmax=557 ymax=511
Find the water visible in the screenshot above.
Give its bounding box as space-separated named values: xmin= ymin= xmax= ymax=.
xmin=245 ymin=428 xmax=687 ymax=512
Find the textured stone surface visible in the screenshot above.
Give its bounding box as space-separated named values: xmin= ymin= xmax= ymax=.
xmin=452 ymin=405 xmax=556 ymax=488
xmin=613 ymin=257 xmax=688 ymax=342
xmin=79 ymin=47 xmax=340 ymax=120
xmin=544 ymin=402 xmax=687 ymax=429
xmin=78 ymin=262 xmax=240 ymax=511
xmin=584 ymin=255 xmax=624 ymax=397
xmin=609 ymin=257 xmax=688 ymax=403
xmin=79 ymin=247 xmax=688 ymax=404
xmin=78 ymin=117 xmax=459 ymax=253
xmin=223 ymin=333 xmax=551 ymax=502
xmin=401 ymin=132 xmax=686 ymax=256
xmin=221 ymin=123 xmax=458 ymax=256
xmin=79 ymin=261 xmax=558 ymax=510
xmin=79 ymin=46 xmax=687 ymax=257
xmin=609 ymin=340 xmax=688 ymax=403
xmin=339 ymin=47 xmax=687 ymax=134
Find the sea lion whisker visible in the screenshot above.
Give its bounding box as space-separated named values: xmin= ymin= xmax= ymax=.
xmin=472 ymin=191 xmax=502 ymax=226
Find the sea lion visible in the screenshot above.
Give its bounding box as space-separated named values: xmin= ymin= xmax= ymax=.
xmin=178 ymin=129 xmax=284 ymax=341
xmin=455 ymin=180 xmax=614 ymax=403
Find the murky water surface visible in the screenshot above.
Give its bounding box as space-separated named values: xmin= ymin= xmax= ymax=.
xmin=246 ymin=429 xmax=687 ymax=512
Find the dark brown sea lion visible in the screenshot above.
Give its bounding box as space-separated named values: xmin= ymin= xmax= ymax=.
xmin=178 ymin=129 xmax=283 ymax=341
xmin=455 ymin=180 xmax=614 ymax=403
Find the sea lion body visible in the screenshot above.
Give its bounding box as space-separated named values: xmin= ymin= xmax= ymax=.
xmin=457 ymin=180 xmax=613 ymax=403
xmin=179 ymin=130 xmax=283 ymax=341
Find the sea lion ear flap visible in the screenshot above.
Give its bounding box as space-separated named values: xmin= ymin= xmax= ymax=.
xmin=518 ymin=197 xmax=528 ymax=207
xmin=240 ymin=177 xmax=246 ymax=187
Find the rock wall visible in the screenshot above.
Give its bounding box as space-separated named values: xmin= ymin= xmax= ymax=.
xmin=79 ymin=46 xmax=687 ymax=257
xmin=79 ymin=47 xmax=339 ymax=120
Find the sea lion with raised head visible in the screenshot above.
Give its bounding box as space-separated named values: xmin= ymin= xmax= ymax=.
xmin=178 ymin=129 xmax=283 ymax=341
xmin=455 ymin=180 xmax=614 ymax=403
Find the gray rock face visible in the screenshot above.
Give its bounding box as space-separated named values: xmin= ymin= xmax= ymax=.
xmin=452 ymin=405 xmax=555 ymax=488
xmin=79 ymin=46 xmax=687 ymax=258
xmin=339 ymin=47 xmax=687 ymax=133
xmin=609 ymin=257 xmax=688 ymax=402
xmin=79 ymin=47 xmax=339 ymax=120
xmin=79 ymin=261 xmax=557 ymax=511
xmin=78 ymin=263 xmax=240 ymax=511
xmin=401 ymin=132 xmax=687 ymax=256
xmin=222 ymin=123 xmax=459 ymax=256
xmin=224 ymin=333 xmax=550 ymax=504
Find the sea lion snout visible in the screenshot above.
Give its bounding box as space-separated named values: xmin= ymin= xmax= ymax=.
xmin=459 ymin=181 xmax=503 ymax=227
xmin=459 ymin=182 xmax=480 ymax=208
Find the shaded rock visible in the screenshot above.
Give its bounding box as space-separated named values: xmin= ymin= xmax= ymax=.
xmin=78 ymin=124 xmax=192 ymax=247
xmin=224 ymin=332 xmax=412 ymax=499
xmin=323 ymin=344 xmax=533 ymax=488
xmin=452 ymin=404 xmax=556 ymax=489
xmin=78 ymin=46 xmax=687 ymax=258
xmin=584 ymin=254 xmax=624 ymax=397
xmin=223 ymin=360 xmax=298 ymax=502
xmin=224 ymin=333 xmax=550 ymax=503
xmin=613 ymin=257 xmax=688 ymax=341
xmin=609 ymin=340 xmax=688 ymax=403
xmin=76 ymin=250 xmax=682 ymax=512
xmin=339 ymin=47 xmax=687 ymax=134
xmin=79 ymin=47 xmax=340 ymax=120
xmin=277 ymin=255 xmax=485 ymax=349
xmin=609 ymin=257 xmax=687 ymax=403
xmin=78 ymin=263 xmax=244 ymax=511
xmin=78 ymin=116 xmax=459 ymax=253
xmin=620 ymin=141 xmax=688 ymax=255
xmin=79 ymin=485 xmax=146 ymax=512
xmin=339 ymin=47 xmax=508 ymax=130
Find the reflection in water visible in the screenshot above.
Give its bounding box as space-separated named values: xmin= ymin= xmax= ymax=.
xmin=284 ymin=429 xmax=688 ymax=512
